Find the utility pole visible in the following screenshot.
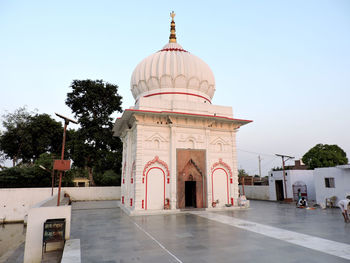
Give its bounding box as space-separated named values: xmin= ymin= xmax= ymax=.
xmin=258 ymin=155 xmax=262 ymax=177
xmin=55 ymin=113 xmax=78 ymax=206
xmin=275 ymin=154 xmax=294 ymax=201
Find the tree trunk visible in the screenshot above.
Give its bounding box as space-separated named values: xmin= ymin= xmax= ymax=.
xmin=88 ymin=166 xmax=95 ymax=186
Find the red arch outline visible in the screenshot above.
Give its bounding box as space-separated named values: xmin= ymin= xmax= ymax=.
xmin=145 ymin=167 xmax=165 ymax=210
xmin=211 ymin=168 xmax=229 ymax=204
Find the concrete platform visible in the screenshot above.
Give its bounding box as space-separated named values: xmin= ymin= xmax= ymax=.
xmin=70 ymin=200 xmax=350 ymax=263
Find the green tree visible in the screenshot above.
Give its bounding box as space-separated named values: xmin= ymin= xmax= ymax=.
xmin=28 ymin=114 xmax=63 ymax=159
xmin=94 ymin=170 xmax=120 ymax=186
xmin=0 ymin=107 xmax=33 ymax=166
xmin=302 ymin=144 xmax=348 ymax=169
xmin=65 ymin=79 xmax=123 ymax=185
xmin=238 ymin=169 xmax=249 ymax=176
xmin=0 ymin=108 xmax=63 ymax=165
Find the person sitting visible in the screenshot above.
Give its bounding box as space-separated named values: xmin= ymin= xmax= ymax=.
xmin=297 ymin=197 xmax=308 ymax=208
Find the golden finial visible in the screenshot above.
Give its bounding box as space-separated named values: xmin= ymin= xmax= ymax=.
xmin=170 ymin=11 xmax=176 ymax=21
xmin=169 ymin=11 xmax=176 ymax=43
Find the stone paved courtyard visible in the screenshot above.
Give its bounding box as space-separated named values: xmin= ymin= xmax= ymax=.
xmin=70 ymin=200 xmax=350 ymax=263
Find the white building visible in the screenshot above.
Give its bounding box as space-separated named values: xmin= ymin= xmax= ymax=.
xmin=314 ymin=165 xmax=350 ymax=205
xmin=268 ymin=169 xmax=315 ymax=202
xmin=113 ymin=13 xmax=251 ymax=215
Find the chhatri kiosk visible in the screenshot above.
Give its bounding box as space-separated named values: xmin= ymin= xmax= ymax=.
xmin=113 ymin=12 xmax=251 ymax=215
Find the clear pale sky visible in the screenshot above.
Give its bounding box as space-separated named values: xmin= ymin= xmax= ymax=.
xmin=1 ymin=0 xmax=349 ymax=175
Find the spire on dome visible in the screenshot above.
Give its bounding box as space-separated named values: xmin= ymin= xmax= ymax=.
xmin=169 ymin=11 xmax=177 ymax=43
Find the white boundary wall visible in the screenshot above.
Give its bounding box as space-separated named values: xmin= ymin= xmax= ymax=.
xmin=64 ymin=187 xmax=120 ymax=201
xmin=239 ymin=185 xmax=269 ymax=200
xmin=0 ymin=187 xmax=121 ymax=222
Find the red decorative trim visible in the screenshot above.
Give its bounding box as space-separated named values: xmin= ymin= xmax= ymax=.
xmin=211 ymin=168 xmax=230 ymax=204
xmin=122 ymin=161 xmax=126 ymax=184
xmin=130 ymin=198 xmax=133 ymax=207
xmin=211 ymin=158 xmax=233 ymax=178
xmin=159 ymin=48 xmax=188 ymax=52
xmin=231 ymin=197 xmax=234 ymax=205
xmin=167 ymin=178 xmax=170 ymax=184
xmin=230 ymin=178 xmax=233 ymax=184
xmin=142 ymin=200 xmax=144 ymax=209
xmin=142 ymin=178 xmax=144 ymax=184
xmin=131 ymin=178 xmax=133 ymax=184
xmin=145 ymin=167 xmax=166 ymax=210
xmin=124 ymin=109 xmax=253 ymax=123
xmin=122 ymin=196 xmax=124 ymax=204
xmin=144 ymin=92 xmax=211 ymax=104
xmin=143 ymin=156 xmax=169 ymax=178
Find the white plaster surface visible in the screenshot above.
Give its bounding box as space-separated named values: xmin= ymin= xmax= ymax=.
xmin=131 ymin=42 xmax=215 ymax=101
xmin=192 ymin=211 xmax=350 ymax=261
xmin=118 ymin=112 xmax=243 ymax=214
xmin=64 ymin=186 xmax=120 ymax=201
xmin=314 ymin=166 xmax=350 ymax=204
xmin=0 ymin=187 xmax=120 ymax=222
xmin=0 ymin=188 xmax=56 ymax=222
xmin=115 ymin=33 xmax=250 ymax=214
xmin=61 ymin=239 xmax=81 ymax=263
xmin=239 ymin=185 xmax=269 ymax=200
xmin=268 ymin=170 xmax=315 ymax=201
xmin=23 ymin=204 xmax=71 ymax=263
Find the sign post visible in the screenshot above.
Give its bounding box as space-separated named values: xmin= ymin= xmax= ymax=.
xmin=55 ymin=113 xmax=77 ymax=206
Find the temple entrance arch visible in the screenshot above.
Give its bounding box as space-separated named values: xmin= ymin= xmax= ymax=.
xmin=177 ymin=149 xmax=206 ymax=209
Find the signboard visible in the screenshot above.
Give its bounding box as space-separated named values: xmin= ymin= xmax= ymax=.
xmin=43 ymin=218 xmax=66 ymax=244
xmin=53 ymin=160 xmax=71 ymax=171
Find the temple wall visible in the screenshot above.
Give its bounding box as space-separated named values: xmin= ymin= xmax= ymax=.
xmin=119 ymin=110 xmax=241 ymax=212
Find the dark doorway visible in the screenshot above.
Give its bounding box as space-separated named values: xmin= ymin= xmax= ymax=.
xmin=275 ymin=180 xmax=284 ymax=201
xmin=185 ymin=181 xmax=196 ymax=207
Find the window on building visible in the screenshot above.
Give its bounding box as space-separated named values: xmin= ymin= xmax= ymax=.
xmin=325 ymin=177 xmax=335 ymax=188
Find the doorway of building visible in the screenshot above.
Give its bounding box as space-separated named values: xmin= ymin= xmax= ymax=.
xmin=275 ymin=180 xmax=284 ymax=201
xmin=185 ymin=181 xmax=197 ymax=207
xmin=177 ymin=149 xmax=206 ymax=209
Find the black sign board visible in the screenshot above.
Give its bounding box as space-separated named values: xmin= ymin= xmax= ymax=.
xmin=43 ymin=218 xmax=66 ymax=244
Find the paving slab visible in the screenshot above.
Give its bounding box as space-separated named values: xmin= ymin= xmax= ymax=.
xmin=70 ymin=200 xmax=350 ymax=263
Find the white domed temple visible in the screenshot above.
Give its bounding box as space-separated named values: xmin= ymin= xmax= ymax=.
xmin=113 ymin=12 xmax=252 ymax=215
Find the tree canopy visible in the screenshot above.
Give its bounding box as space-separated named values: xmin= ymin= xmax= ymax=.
xmin=65 ymin=79 xmax=123 ymax=185
xmin=0 ymin=107 xmax=63 ymax=165
xmin=238 ymin=169 xmax=249 ymax=176
xmin=302 ymin=144 xmax=348 ymax=169
xmin=1 ymin=79 xmax=124 ymax=187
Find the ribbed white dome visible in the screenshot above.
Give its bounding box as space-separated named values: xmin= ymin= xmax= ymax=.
xmin=131 ymin=42 xmax=216 ymax=103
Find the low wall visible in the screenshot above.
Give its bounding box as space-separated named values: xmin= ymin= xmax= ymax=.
xmin=64 ymin=186 xmax=120 ymax=201
xmin=239 ymin=185 xmax=270 ymax=200
xmin=23 ymin=194 xmax=71 ymax=263
xmin=61 ymin=239 xmax=81 ymax=263
xmin=0 ymin=187 xmax=121 ymax=222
